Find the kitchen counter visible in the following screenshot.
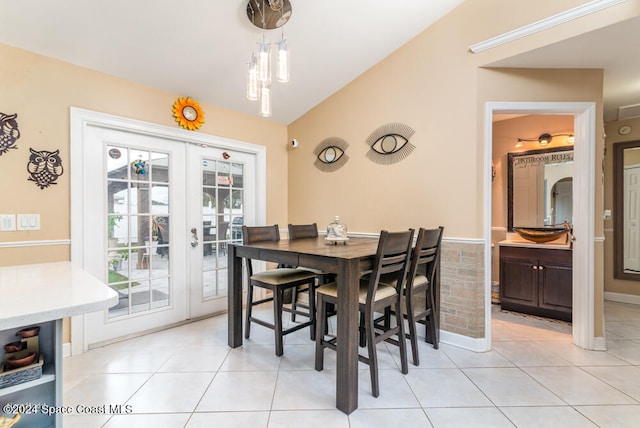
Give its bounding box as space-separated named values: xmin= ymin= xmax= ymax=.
xmin=0 ymin=261 xmax=118 ymax=330
xmin=0 ymin=261 xmax=117 ymax=427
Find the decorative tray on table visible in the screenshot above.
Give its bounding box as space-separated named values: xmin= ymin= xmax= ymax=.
xmin=325 ymin=236 xmax=349 ymax=244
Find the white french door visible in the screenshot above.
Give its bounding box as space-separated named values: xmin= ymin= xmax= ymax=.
xmin=71 ymin=110 xmax=262 ymax=349
xmin=187 ymin=145 xmax=255 ymax=318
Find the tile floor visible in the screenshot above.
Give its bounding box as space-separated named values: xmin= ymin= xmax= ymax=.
xmin=63 ymin=301 xmax=640 ymax=427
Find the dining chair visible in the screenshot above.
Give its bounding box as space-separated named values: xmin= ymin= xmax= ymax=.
xmin=315 ymin=229 xmax=414 ymax=397
xmin=287 ymin=223 xmax=335 ymax=323
xmin=243 ymin=225 xmax=318 ymax=356
xmin=377 ymin=226 xmax=444 ymax=366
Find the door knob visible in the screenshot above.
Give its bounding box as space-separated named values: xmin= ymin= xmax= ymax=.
xmin=191 ymin=227 xmax=199 ymax=247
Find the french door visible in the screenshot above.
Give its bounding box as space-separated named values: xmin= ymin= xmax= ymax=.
xmin=187 ymin=144 xmax=255 ymax=318
xmin=74 ymin=117 xmax=258 ymax=347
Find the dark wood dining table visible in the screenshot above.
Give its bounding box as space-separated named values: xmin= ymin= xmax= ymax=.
xmin=227 ymin=235 xmax=381 ymax=414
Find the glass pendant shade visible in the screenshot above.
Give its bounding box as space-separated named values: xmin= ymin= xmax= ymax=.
xmin=247 ymin=53 xmax=259 ymax=101
xmin=258 ymin=41 xmax=272 ymax=84
xmin=277 ymin=38 xmax=289 ymax=83
xmin=260 ymin=84 xmax=272 ymax=117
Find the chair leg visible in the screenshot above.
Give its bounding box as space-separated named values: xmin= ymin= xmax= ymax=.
xmin=406 ymin=292 xmax=420 ymax=366
xmin=273 ymin=287 xmax=284 ymax=356
xmin=315 ymin=294 xmax=326 ymax=371
xmin=245 ymin=284 xmax=254 ymax=339
xmin=427 ymin=287 xmax=439 ymax=349
xmin=365 ymin=310 xmax=379 ymax=397
xmin=308 ymin=282 xmax=316 ymax=341
xmin=359 ymin=311 xmax=366 ymax=347
xmin=395 ymin=299 xmax=409 ymax=375
xmin=291 ymin=286 xmax=298 ymax=322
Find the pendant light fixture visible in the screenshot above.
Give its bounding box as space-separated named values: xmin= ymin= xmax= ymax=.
xmin=246 ymin=0 xmax=292 ymax=117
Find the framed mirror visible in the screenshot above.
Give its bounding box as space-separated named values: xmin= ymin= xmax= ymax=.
xmin=614 ymin=140 xmax=640 ymax=280
xmin=507 ymin=146 xmax=574 ymax=231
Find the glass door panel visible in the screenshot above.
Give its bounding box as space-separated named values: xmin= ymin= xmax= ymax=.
xmin=106 ymin=147 xmax=172 ymax=318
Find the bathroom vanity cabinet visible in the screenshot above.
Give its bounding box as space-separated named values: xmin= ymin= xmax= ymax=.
xmin=499 ymin=243 xmax=572 ymax=322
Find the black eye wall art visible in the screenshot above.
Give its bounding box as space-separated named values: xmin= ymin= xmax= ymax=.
xmin=313 ymin=137 xmax=349 ymax=172
xmin=0 ymin=112 xmax=21 ymax=156
xmin=27 ymin=148 xmax=64 ymax=189
xmin=365 ymin=122 xmax=415 ymax=165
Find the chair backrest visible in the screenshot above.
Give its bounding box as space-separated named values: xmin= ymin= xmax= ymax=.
xmin=242 ymin=224 xmax=280 ymax=245
xmin=407 ymin=227 xmax=444 ymax=288
xmin=366 ymin=229 xmax=414 ymax=305
xmin=288 ymin=223 xmax=319 ymax=240
xmin=242 ymin=225 xmax=281 ymax=277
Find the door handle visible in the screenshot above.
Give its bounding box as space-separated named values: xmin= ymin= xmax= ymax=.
xmin=191 ymin=227 xmax=199 ymax=247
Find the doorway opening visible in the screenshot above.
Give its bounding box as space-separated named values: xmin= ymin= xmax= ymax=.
xmin=484 ymin=101 xmax=600 ymax=352
xmin=490 ymin=113 xmax=574 ymax=344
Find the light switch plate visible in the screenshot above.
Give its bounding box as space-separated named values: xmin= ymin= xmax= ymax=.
xmin=0 ymin=214 xmax=16 ymax=231
xmin=17 ymin=214 xmax=40 ymax=231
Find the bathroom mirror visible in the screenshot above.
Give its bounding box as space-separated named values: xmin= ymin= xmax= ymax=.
xmin=614 ymin=140 xmax=640 ymax=280
xmin=508 ymin=146 xmax=574 ymax=231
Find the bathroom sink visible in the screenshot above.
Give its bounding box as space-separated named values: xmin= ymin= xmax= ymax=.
xmin=514 ymin=227 xmax=568 ymax=244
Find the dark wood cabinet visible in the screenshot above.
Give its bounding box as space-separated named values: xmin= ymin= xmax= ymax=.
xmin=499 ymin=245 xmax=572 ymax=322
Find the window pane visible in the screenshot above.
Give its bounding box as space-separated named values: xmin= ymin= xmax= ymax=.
xmin=107 ymin=146 xmax=129 ymax=180
xmin=150 ymin=152 xmax=169 ymax=183
xmin=203 ymin=159 xmax=216 ymax=186
xmin=130 ymin=150 xmax=150 ymax=182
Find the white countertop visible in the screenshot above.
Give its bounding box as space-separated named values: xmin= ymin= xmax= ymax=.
xmin=498 ymin=238 xmax=571 ymax=250
xmin=0 ymin=262 xmax=118 ymax=330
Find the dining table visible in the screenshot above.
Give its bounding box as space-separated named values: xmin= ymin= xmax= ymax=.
xmin=227 ymin=234 xmax=440 ymax=414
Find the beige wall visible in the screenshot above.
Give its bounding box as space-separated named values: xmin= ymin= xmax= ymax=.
xmin=604 ymin=117 xmax=640 ymax=297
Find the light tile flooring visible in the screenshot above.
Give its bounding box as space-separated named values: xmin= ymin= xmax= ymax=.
xmin=63 ymin=301 xmax=640 ymax=427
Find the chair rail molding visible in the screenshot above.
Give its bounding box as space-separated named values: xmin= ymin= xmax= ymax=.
xmin=0 ymin=239 xmax=70 ymax=248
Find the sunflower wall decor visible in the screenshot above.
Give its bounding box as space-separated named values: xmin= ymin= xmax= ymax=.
xmin=172 ymin=97 xmax=205 ymax=131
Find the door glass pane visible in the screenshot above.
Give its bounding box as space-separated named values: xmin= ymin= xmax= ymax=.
xmin=200 ymin=158 xmax=243 ymax=299
xmin=203 ymin=159 xmax=216 ymax=186
xmin=107 ymin=147 xmax=171 ymax=318
xmin=151 ymin=152 xmax=169 ymax=183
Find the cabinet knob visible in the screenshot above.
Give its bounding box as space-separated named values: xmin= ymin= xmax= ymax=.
xmin=539 ymin=265 xmax=544 ymax=270
xmin=533 ymin=265 xmax=538 ymax=270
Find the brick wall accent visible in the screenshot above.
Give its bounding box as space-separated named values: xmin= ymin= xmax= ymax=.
xmin=438 ymin=240 xmax=485 ymax=338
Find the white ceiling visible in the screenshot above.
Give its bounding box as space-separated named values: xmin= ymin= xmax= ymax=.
xmin=0 ymin=1 xmax=637 ymax=124
xmin=0 ymin=0 xmax=463 ymax=125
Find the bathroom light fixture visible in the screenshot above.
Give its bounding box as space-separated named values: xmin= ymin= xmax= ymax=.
xmin=514 ymin=132 xmax=574 ymax=148
xmin=246 ymin=0 xmax=292 ymax=118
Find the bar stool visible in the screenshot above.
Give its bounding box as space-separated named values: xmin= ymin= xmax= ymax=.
xmin=315 ymin=229 xmax=414 ymax=397
xmin=243 ymin=225 xmax=317 ymax=356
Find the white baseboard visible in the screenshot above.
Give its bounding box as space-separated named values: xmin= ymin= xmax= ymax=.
xmin=63 ymin=342 xmax=71 ymax=357
xmin=592 ymin=336 xmax=607 ymax=351
xmin=440 ymin=330 xmax=490 ymax=352
xmin=605 ymin=292 xmax=640 ymax=305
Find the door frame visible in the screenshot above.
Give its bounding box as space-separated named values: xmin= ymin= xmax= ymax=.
xmin=484 ymin=101 xmax=600 ymax=351
xmin=69 ymin=107 xmax=266 ymax=354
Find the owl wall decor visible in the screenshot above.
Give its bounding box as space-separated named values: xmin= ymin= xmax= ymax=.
xmin=0 ymin=112 xmax=21 ymax=156
xmin=27 ymin=148 xmax=64 ymax=189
